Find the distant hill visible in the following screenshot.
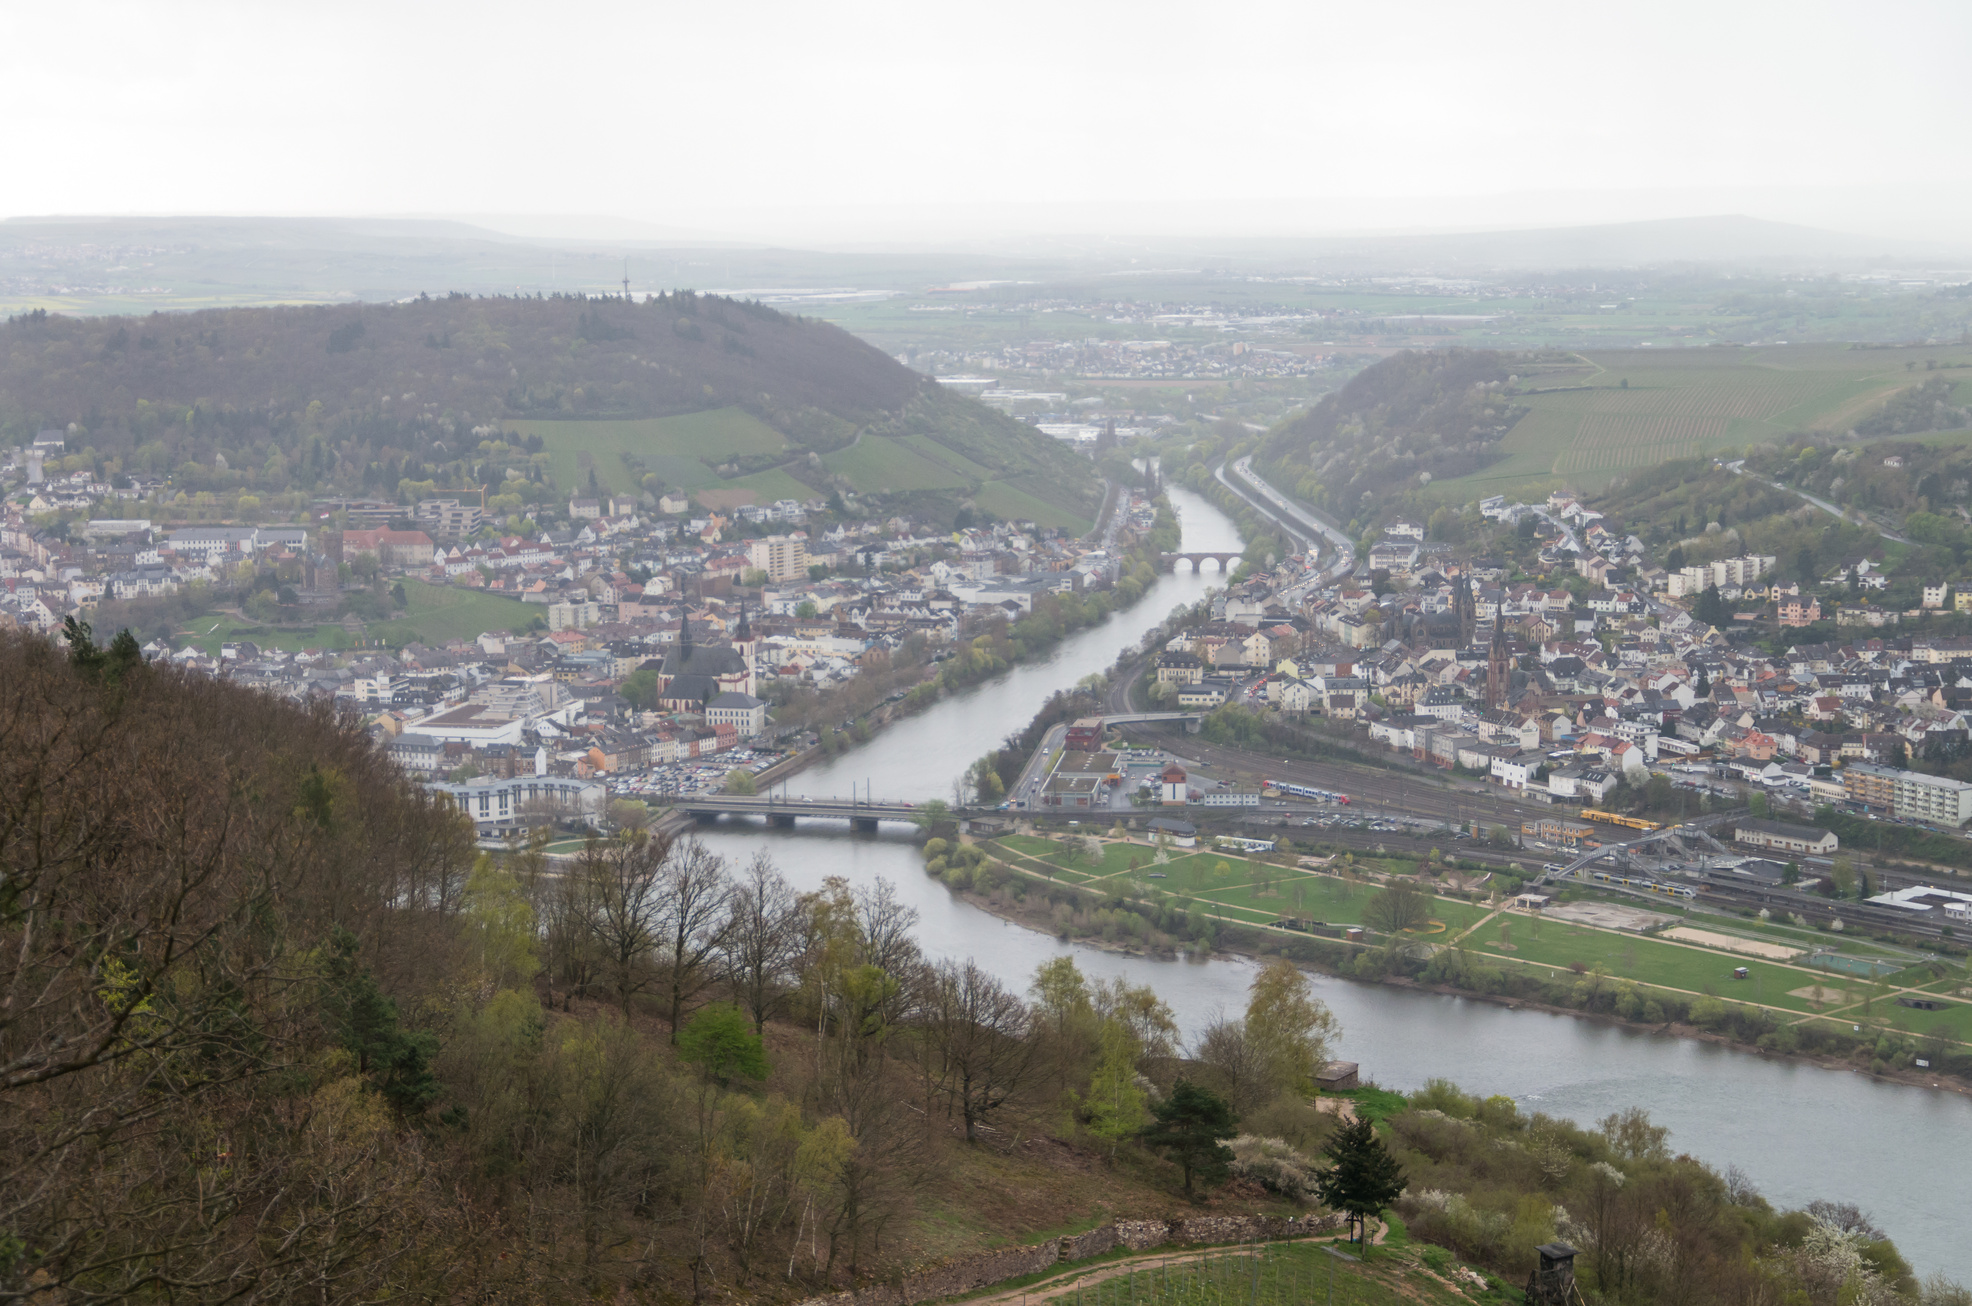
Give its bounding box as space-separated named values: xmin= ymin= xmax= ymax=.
xmin=1292 ymin=214 xmax=1930 ymax=272
xmin=0 ymin=293 xmax=1100 ymax=527
xmin=1258 ymin=349 xmax=1531 ymax=527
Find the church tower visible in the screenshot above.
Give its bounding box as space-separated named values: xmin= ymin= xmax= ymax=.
xmin=1452 ymin=573 xmax=1475 ymax=645
xmin=1486 ymin=621 xmax=1511 ymax=711
xmin=733 ymin=601 xmax=758 ymax=696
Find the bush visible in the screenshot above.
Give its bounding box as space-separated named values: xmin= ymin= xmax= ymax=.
xmin=1228 ymin=1135 xmax=1323 ymax=1203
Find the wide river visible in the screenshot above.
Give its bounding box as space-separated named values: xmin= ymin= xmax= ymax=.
xmin=699 ymin=485 xmax=1969 ymax=1281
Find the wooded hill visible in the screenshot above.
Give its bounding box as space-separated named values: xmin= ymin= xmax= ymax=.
xmin=1258 ymin=350 xmax=1531 ymax=529
xmin=0 ymin=293 xmax=1100 ymax=525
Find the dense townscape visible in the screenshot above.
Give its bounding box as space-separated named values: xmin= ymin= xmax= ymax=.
xmin=0 ymin=426 xmax=1165 ymax=828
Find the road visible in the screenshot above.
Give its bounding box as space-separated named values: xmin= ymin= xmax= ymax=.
xmin=1727 ymin=459 xmax=1908 ymax=544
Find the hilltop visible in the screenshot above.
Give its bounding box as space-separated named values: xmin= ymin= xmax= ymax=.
xmin=0 ymin=292 xmax=1101 ymax=528
xmin=1255 ymin=344 xmax=1972 ymax=533
xmin=1257 ymin=349 xmax=1535 ymax=530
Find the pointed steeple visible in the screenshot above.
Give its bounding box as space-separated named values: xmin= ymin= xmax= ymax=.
xmin=735 ymin=600 xmax=751 ymax=643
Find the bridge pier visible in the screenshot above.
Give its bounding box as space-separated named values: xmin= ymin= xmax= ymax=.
xmin=770 ymin=813 xmax=797 ymax=828
xmin=852 ymin=816 xmax=880 ymax=833
xmin=692 ymin=810 xmax=718 ymax=825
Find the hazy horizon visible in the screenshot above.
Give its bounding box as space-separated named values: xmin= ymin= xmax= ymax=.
xmin=5 ymin=1 xmax=1969 ymax=250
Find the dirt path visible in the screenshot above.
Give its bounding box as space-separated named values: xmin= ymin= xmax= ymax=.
xmin=966 ymin=1225 xmax=1391 ymax=1306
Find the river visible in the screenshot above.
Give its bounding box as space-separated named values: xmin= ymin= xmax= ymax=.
xmin=698 ymin=484 xmax=1970 ymax=1282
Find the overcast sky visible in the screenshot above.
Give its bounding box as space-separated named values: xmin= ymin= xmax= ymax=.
xmin=5 ymin=0 xmax=1969 ymax=244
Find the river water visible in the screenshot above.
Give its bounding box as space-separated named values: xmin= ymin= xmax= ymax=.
xmin=700 ymin=485 xmax=1970 ymax=1281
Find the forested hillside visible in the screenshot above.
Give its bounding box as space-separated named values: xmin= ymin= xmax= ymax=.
xmin=2 ymin=627 xmax=1955 ymax=1305
xmin=0 ymin=293 xmax=1099 ymax=523
xmin=1258 ymin=349 xmax=1528 ymax=528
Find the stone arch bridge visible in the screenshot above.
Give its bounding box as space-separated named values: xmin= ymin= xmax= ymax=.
xmin=1158 ymin=551 xmax=1242 ymax=572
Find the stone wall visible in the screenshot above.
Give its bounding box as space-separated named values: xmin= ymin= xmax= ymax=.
xmin=793 ymin=1211 xmax=1342 ymax=1306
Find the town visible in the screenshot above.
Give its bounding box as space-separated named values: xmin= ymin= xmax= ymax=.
xmin=2 ymin=424 xmax=1169 ymax=835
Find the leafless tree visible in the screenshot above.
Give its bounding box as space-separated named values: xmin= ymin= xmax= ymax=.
xmin=721 ymin=852 xmax=804 ymax=1033
xmin=1192 ymin=1014 xmax=1262 ymax=1111
xmin=659 ymin=837 xmax=734 ymax=1039
xmin=581 ymin=831 xmax=673 ymax=1016
xmin=923 ymin=960 xmax=1037 ymax=1144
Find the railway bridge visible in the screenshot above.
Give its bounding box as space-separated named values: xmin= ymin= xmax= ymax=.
xmin=673 ymin=793 xmax=962 ymax=832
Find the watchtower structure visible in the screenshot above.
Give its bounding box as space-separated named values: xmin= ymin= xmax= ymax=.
xmin=1525 ymin=1243 xmax=1579 ymax=1306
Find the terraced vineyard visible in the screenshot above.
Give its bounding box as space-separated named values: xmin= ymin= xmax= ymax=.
xmin=1431 ymin=344 xmax=1972 ymax=496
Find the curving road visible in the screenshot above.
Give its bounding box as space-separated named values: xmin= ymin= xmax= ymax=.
xmin=1727 ymin=459 xmax=1908 ymax=543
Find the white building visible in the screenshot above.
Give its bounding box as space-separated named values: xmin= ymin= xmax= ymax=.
xmin=706 ymin=691 xmax=767 ymax=738
xmin=429 ymin=775 xmax=605 ymax=835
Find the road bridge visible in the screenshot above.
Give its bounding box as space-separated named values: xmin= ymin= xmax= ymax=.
xmin=673 ymin=793 xmax=958 ymax=832
xmin=1158 ymin=551 xmax=1243 ymax=572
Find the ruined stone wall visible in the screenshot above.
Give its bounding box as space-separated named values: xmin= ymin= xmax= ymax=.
xmin=793 ymin=1212 xmax=1342 ymax=1306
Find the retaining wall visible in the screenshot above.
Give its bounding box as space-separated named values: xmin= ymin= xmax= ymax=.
xmin=793 ymin=1212 xmax=1341 ymax=1306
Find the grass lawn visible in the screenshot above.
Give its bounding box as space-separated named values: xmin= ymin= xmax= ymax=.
xmin=1873 ymin=997 xmax=1972 ymax=1044
xmin=1468 ymin=919 xmax=1830 ymax=1012
xmin=508 ymin=408 xmax=791 ymax=494
xmin=373 ymin=580 xmax=538 ymax=644
xmin=704 ymin=466 xmax=815 ymax=507
xmin=181 ymin=613 xmax=354 ymax=655
xmin=179 ymin=581 xmax=535 ymax=655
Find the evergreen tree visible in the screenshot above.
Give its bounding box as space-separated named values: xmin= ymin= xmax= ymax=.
xmin=1314 ymin=1116 xmax=1407 ymax=1251
xmin=1139 ymin=1078 xmax=1236 ymax=1199
xmin=320 ymin=926 xmax=437 ymax=1116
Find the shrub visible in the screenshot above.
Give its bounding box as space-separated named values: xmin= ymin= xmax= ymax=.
xmin=1228 ymin=1134 xmax=1322 ymax=1203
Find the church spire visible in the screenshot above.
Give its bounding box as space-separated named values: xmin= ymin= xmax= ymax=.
xmin=736 ymin=599 xmax=751 ymax=642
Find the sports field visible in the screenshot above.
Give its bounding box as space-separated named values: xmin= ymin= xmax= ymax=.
xmin=1429 ymin=345 xmax=1972 ymax=497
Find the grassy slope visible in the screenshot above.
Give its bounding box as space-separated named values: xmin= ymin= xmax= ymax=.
xmin=1428 ymin=344 xmax=1972 ymax=498
xmin=509 ymin=408 xmax=791 ymax=494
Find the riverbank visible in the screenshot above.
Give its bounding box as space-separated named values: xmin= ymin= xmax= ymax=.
xmin=947 ymin=831 xmax=1972 ymax=1100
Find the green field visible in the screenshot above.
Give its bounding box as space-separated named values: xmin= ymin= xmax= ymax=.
xmin=181 ymin=580 xmax=536 ymax=654
xmin=1429 ymin=345 xmax=1972 ymax=497
xmin=697 ymin=467 xmax=818 ymax=511
xmin=1017 ymin=1237 xmax=1488 ymax=1306
xmin=1466 ymin=917 xmax=1835 ymax=1013
xmin=507 ymin=408 xmax=792 ymax=495
xmin=975 ymin=480 xmax=1093 ymax=532
xmin=898 ymin=432 xmax=997 ymax=479
xmin=826 ymin=435 xmax=973 ymax=493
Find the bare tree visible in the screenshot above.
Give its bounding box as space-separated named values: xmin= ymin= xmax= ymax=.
xmin=581 ymin=831 xmax=673 ymax=1016
xmin=659 ymin=837 xmax=734 ymax=1039
xmin=721 ymin=852 xmax=804 ymax=1033
xmin=924 ymin=960 xmax=1038 ymax=1144
xmin=1192 ymin=1014 xmax=1262 ymax=1111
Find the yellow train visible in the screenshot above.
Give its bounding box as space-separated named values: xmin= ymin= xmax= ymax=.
xmin=1579 ymin=808 xmax=1662 ymax=832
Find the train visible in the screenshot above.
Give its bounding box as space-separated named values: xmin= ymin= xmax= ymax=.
xmin=1589 ymin=868 xmax=1696 ymax=899
xmin=1578 ymin=808 xmax=1662 ymax=832
xmin=1261 ymin=779 xmax=1350 ymax=804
